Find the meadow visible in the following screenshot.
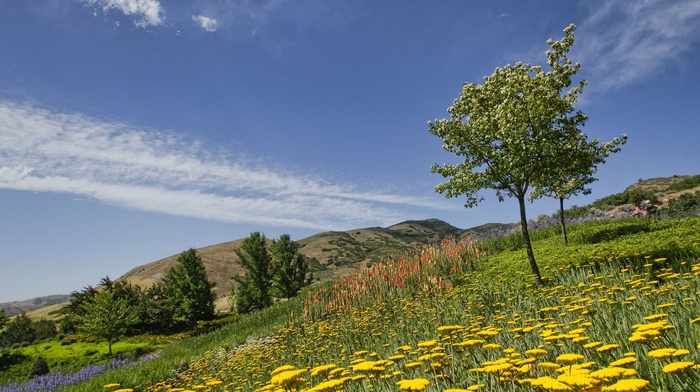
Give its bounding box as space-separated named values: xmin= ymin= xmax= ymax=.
xmin=37 ymin=216 xmax=698 ymax=392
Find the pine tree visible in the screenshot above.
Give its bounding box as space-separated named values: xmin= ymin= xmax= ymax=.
xmin=162 ymin=248 xmax=216 ymax=330
xmin=233 ymin=232 xmax=272 ymax=313
xmin=270 ymin=234 xmax=310 ymax=299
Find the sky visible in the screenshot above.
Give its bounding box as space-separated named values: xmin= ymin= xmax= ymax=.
xmin=1 ymin=1 xmax=699 ymax=302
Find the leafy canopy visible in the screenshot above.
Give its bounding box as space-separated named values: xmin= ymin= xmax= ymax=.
xmin=429 ymin=24 xmax=591 ymax=206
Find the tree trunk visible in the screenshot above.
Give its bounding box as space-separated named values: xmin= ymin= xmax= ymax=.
xmin=559 ymin=197 xmax=569 ymax=246
xmin=518 ymin=196 xmax=544 ymax=287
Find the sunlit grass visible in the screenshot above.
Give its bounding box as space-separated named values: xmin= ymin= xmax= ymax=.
xmin=56 ymin=217 xmax=700 ymax=392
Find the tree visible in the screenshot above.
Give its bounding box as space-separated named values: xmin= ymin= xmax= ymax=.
xmin=1 ymin=314 xmax=35 ymax=347
xmin=233 ymin=232 xmax=273 ymax=313
xmin=162 ymin=248 xmax=216 ymax=330
xmin=270 ymin=234 xmax=311 ymax=299
xmin=531 ymin=133 xmax=626 ymax=244
xmin=74 ymin=289 xmax=137 ymax=356
xmin=57 ymin=284 xmax=99 ymax=334
xmin=429 ymin=24 xmax=592 ymax=287
xmin=0 ymin=308 xmax=6 ymax=330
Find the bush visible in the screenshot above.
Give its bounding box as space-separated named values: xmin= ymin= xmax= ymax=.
xmin=28 ymin=357 xmax=50 ymax=378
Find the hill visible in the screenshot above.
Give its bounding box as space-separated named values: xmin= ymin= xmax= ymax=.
xmin=0 ymin=294 xmax=71 ymax=317
xmin=117 ymin=218 xmax=473 ymax=300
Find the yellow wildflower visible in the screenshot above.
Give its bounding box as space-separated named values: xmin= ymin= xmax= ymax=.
xmin=601 ymin=379 xmax=649 ymax=392
xmin=663 ymin=361 xmax=695 ymax=373
xmin=647 ymin=348 xmax=676 ymax=359
xmin=556 ymin=353 xmax=585 ymax=364
xmin=596 ymin=344 xmax=620 ymax=353
xmin=396 ymin=378 xmax=430 ymax=391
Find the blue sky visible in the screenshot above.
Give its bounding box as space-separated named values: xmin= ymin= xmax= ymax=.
xmin=1 ymin=1 xmax=699 ymax=302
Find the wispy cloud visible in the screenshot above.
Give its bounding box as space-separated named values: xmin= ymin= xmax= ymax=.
xmin=192 ymin=15 xmax=218 ymax=32
xmin=84 ymin=0 xmax=165 ymax=28
xmin=577 ymin=0 xmax=700 ymax=91
xmin=0 ymin=101 xmax=441 ymax=230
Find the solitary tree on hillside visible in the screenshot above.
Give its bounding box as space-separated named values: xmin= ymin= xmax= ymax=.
xmin=270 ymin=234 xmax=311 ymax=299
xmin=530 ymin=133 xmax=626 ymax=245
xmin=162 ymin=248 xmax=216 ymax=330
xmin=234 ymin=232 xmax=273 ymax=313
xmin=429 ymin=24 xmax=605 ymax=287
xmin=74 ymin=289 xmax=137 ymax=356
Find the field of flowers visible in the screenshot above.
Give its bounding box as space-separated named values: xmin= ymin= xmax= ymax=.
xmin=66 ymin=217 xmax=700 ymax=392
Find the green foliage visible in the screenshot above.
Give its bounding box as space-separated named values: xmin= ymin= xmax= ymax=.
xmin=58 ymin=285 xmax=99 ymax=334
xmin=234 ymin=232 xmax=273 ymax=314
xmin=658 ymin=190 xmax=700 ymax=218
xmin=27 ymin=356 xmax=49 ymax=378
xmin=591 ymin=187 xmax=659 ymax=209
xmin=667 ymin=174 xmax=700 ymax=192
xmin=1 ymin=314 xmax=34 ymax=347
xmin=31 ymin=319 xmax=57 ymax=342
xmin=429 ymin=24 xmax=594 ymax=286
xmin=74 ymin=289 xmax=138 ymax=356
xmin=270 ymin=234 xmax=311 ymax=299
xmin=162 ymin=248 xmax=216 ymax=329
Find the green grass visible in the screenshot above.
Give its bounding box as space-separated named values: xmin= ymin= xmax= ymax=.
xmin=16 ymin=216 xmax=699 ymax=391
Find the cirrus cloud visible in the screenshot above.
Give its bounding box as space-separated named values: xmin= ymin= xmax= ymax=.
xmin=0 ymin=100 xmax=445 ymax=231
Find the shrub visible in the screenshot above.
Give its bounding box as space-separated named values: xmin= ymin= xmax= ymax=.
xmin=28 ymin=357 xmax=50 ymax=378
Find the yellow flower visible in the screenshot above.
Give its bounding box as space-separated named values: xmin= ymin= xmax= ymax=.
xmin=438 ymin=325 xmax=465 ymax=333
xmin=310 ymin=364 xmax=337 ymax=377
xmin=590 ymin=367 xmax=637 ymax=380
xmin=270 ymin=369 xmax=307 ymax=388
xmin=483 ymin=343 xmax=501 ymax=351
xmin=103 ymin=384 xmax=121 ymax=390
xmin=662 ymin=361 xmax=695 ymax=373
xmin=647 ymin=348 xmax=676 ymax=359
xmin=583 ymin=342 xmax=602 ymax=349
xmin=405 ymin=361 xmax=423 ymax=369
xmin=556 ymin=353 xmax=585 ymax=364
xmin=601 ymin=378 xmax=650 ymax=392
xmin=417 ymin=340 xmax=438 ymax=349
xmin=525 ymin=348 xmax=548 ymax=358
xmin=596 ymin=344 xmax=620 ymax=353
xmin=396 ymin=378 xmax=430 ymax=391
xmin=270 ymin=365 xmax=296 ymax=376
xmin=307 ymin=378 xmax=347 ymax=392
xmin=539 ymin=362 xmax=562 ymax=371
xmin=557 ymin=374 xmax=598 ymax=388
xmin=529 ymin=376 xmax=573 ymax=391
xmin=609 ymin=357 xmax=637 ymax=367
xmin=454 ymin=339 xmax=485 ymax=348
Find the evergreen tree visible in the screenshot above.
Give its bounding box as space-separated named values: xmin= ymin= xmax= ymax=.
xmin=162 ymin=248 xmax=216 ymax=330
xmin=1 ymin=314 xmax=35 ymax=346
xmin=270 ymin=234 xmax=310 ymax=299
xmin=233 ymin=232 xmax=272 ymax=313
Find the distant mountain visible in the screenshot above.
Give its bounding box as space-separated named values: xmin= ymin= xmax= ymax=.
xmin=1 ymin=294 xmax=72 ymax=317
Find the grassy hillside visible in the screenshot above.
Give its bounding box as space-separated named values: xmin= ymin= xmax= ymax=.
xmin=43 ymin=216 xmax=700 ymax=392
xmin=117 ymin=219 xmax=467 ymax=300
